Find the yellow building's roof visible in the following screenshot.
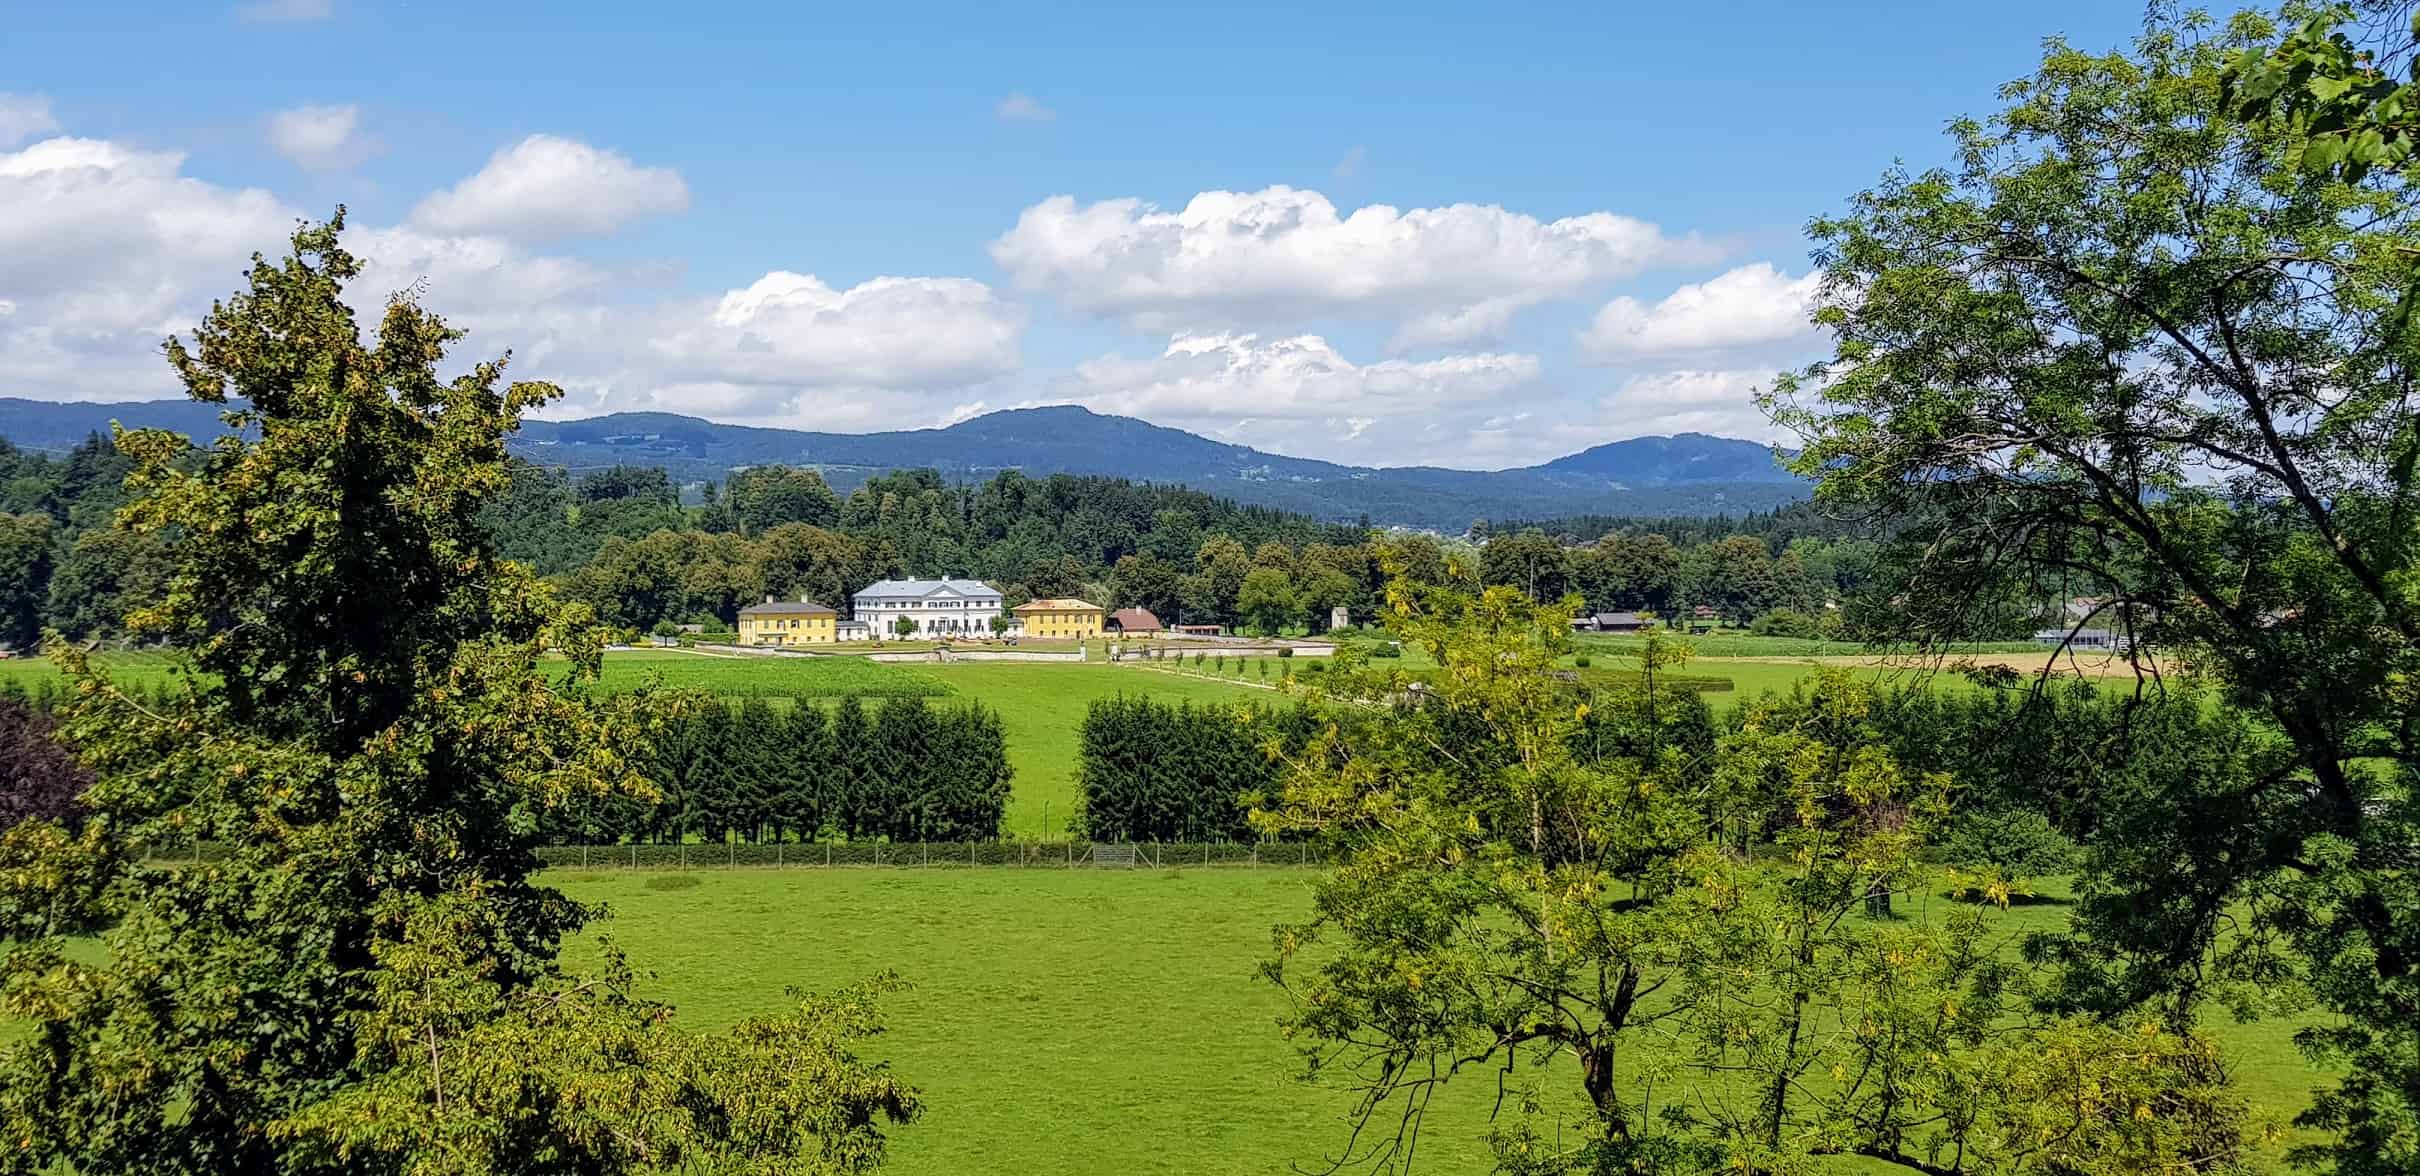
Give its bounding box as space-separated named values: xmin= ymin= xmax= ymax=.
xmin=1012 ymin=598 xmax=1102 ymax=614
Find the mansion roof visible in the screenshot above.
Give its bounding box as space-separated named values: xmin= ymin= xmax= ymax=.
xmin=853 ymin=578 xmax=1003 ymax=601
xmin=1012 ymin=597 xmax=1102 ymax=614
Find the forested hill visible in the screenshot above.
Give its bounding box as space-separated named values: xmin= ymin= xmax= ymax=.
xmin=0 ymin=398 xmax=1807 ymax=528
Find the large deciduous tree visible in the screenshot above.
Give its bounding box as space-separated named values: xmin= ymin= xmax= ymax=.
xmin=0 ymin=213 xmax=916 ymax=1174
xmin=1770 ymin=12 xmax=2420 ymax=1171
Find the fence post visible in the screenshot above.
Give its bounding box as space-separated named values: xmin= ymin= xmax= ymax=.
xmin=971 ymin=841 xmax=977 ymax=866
xmin=727 ymin=839 xmax=735 ymax=869
xmin=826 ymin=843 xmax=832 ymax=868
xmin=1203 ymin=843 xmax=1210 ymax=869
xmin=777 ymin=842 xmax=784 ymax=868
xmin=581 ymin=844 xmax=588 ymax=869
xmin=680 ymin=843 xmax=687 ymax=869
xmin=630 ymin=843 xmax=636 ymax=869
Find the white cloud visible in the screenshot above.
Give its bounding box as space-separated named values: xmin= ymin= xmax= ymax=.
xmin=0 ymin=136 xmax=297 ymax=398
xmin=1332 ymin=146 xmax=1365 ymax=179
xmin=0 ymin=128 xmax=1018 ymax=429
xmin=265 ymin=103 xmax=372 ymax=170
xmin=1597 ymin=369 xmax=1784 ymax=442
xmin=1580 ymin=262 xmax=1819 ymax=360
xmin=994 ymin=93 xmax=1054 ymax=122
xmin=1064 ymin=332 xmax=1537 ymax=455
xmin=1388 ymin=295 xmax=1528 ymax=352
xmin=410 ymin=134 xmax=688 ymax=240
xmin=236 ymin=0 xmax=330 ymax=21
xmin=0 ymin=94 xmax=58 ymax=148
xmin=644 ymin=271 xmax=1020 ymax=392
xmin=991 ymin=185 xmax=1721 ymax=338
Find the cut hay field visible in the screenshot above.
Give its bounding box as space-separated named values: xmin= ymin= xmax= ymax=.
xmin=550 ymin=867 xmax=2325 ymax=1176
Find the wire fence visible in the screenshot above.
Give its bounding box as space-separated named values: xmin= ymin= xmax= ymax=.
xmin=532 ymin=841 xmax=1328 ymax=870
xmin=144 ymin=841 xmax=1328 ymax=870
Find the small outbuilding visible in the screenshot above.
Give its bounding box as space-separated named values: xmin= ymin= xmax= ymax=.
xmin=1107 ymin=607 xmax=1164 ymax=635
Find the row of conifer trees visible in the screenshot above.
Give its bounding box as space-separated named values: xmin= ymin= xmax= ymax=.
xmin=547 ymin=694 xmax=1012 ymax=844
xmin=1074 ymin=696 xmax=1331 ymax=842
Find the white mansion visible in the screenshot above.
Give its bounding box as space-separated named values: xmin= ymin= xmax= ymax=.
xmin=849 ymin=578 xmax=1006 ymax=638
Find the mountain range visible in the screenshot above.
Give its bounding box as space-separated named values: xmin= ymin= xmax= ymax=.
xmin=0 ymin=398 xmax=1808 ymax=529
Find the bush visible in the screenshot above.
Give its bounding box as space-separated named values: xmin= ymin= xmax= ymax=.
xmin=1368 ymin=642 xmax=1400 ymax=659
xmin=1748 ymin=609 xmax=1821 ymax=639
xmin=1935 ymin=809 xmax=2080 ymax=901
xmin=1573 ymin=654 xmax=1592 ymax=668
xmin=1277 ymin=646 xmax=1294 ymax=658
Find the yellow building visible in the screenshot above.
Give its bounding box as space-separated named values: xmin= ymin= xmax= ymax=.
xmin=737 ymin=596 xmax=838 ymax=645
xmin=1012 ymin=597 xmax=1104 ymax=640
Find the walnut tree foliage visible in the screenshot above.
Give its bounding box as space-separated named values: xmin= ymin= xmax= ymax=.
xmin=1253 ymin=563 xmax=2247 ymax=1175
xmin=1770 ymin=10 xmax=2419 ymax=1172
xmin=0 ymin=213 xmax=916 ymax=1174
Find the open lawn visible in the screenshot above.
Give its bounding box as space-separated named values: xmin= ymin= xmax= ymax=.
xmin=590 ymin=649 xmax=951 ymax=698
xmin=550 ymin=867 xmax=2325 ymax=1176
xmin=920 ymin=662 xmax=1267 ymax=837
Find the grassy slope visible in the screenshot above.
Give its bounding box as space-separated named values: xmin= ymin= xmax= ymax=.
xmin=920 ymin=662 xmax=1267 ymax=837
xmin=553 ymin=868 xmax=2323 ymax=1176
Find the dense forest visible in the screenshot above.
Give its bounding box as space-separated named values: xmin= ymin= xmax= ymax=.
xmin=0 ymin=431 xmax=1906 ymax=645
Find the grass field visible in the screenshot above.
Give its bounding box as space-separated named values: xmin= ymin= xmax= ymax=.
xmin=590 ymin=650 xmax=952 ymax=698
xmin=550 ymin=867 xmax=2324 ymax=1176
xmin=920 ymin=662 xmax=1266 ymax=837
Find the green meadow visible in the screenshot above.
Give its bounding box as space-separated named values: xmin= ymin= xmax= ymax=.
xmin=550 ymin=867 xmax=2325 ymax=1176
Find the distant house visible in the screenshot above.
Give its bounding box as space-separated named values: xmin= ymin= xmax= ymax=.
xmin=1013 ymin=597 xmax=1105 ymax=640
xmin=2034 ymin=626 xmax=2125 ymax=651
xmin=851 ymin=578 xmax=1005 ymax=638
xmin=1175 ymin=623 xmax=1226 ymax=637
xmin=738 ymin=596 xmax=838 ymax=646
xmin=835 ymin=619 xmax=872 ymax=642
xmin=1107 ymin=607 xmax=1163 ymax=635
xmin=1571 ymin=611 xmax=1646 ymax=633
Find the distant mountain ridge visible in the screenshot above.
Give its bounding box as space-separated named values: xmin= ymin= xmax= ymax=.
xmin=0 ymin=398 xmax=1808 ymax=529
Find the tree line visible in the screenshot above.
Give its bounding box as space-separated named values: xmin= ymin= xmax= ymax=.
xmin=547 ymin=694 xmax=1010 ymax=845
xmin=0 ymin=424 xmax=1923 ymax=647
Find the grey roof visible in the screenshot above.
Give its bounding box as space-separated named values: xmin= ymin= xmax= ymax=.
xmin=853 ymin=577 xmax=1002 ymax=600
xmin=740 ymin=600 xmax=836 ymax=616
xmin=1595 ymin=611 xmax=1645 ymax=626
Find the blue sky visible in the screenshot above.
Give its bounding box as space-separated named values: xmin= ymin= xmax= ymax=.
xmin=2 ymin=0 xmax=2142 ymax=467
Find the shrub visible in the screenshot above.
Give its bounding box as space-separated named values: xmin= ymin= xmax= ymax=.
xmin=1573 ymin=654 xmax=1592 ymax=668
xmin=1368 ymin=642 xmax=1401 ymax=659
xmin=1277 ymin=646 xmax=1294 ymax=659
xmin=1748 ymin=609 xmax=1821 ymax=639
xmin=1936 ymin=809 xmax=2079 ymax=902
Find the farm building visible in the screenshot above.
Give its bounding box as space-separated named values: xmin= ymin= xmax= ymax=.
xmin=1013 ymin=598 xmax=1104 ymax=640
xmin=738 ymin=596 xmax=838 ymax=645
xmin=1107 ymin=607 xmax=1163 ymax=635
xmin=1571 ymin=611 xmax=1646 ymax=633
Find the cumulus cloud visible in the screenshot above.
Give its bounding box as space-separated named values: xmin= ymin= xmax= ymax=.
xmin=1596 ymin=368 xmax=1785 ymax=442
xmin=265 ymin=103 xmax=372 ymax=170
xmin=410 ymin=134 xmax=689 ymax=240
xmin=991 ymin=185 xmax=1720 ymax=341
xmin=0 ymin=95 xmax=58 ymax=148
xmin=0 ymin=125 xmax=1017 ymax=428
xmin=994 ymin=93 xmax=1054 ymax=122
xmin=236 ymin=0 xmax=331 ymax=21
xmin=1580 ymin=262 xmax=1819 ymax=360
xmin=642 ymin=271 xmax=1020 ymax=392
xmin=1060 ymin=332 xmax=1537 ymax=457
xmin=0 ymin=136 xmax=297 ymax=398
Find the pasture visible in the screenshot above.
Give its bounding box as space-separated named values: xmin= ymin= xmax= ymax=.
xmin=550 ymin=866 xmax=2324 ymax=1176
